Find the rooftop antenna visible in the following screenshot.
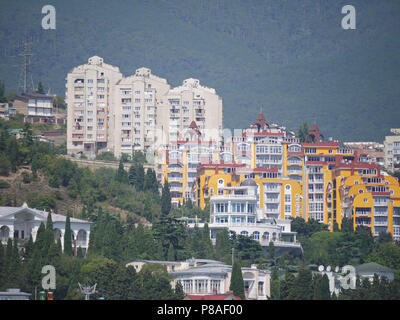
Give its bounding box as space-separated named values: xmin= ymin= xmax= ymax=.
xmin=17 ymin=35 xmax=35 ymax=94
xmin=78 ymin=282 xmax=97 ymax=300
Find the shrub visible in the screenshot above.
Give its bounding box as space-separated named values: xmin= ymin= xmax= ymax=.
xmin=22 ymin=171 xmax=31 ymax=183
xmin=0 ymin=179 xmax=10 ymax=188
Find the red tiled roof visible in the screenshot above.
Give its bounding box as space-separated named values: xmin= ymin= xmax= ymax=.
xmin=302 ymin=141 xmax=339 ymax=147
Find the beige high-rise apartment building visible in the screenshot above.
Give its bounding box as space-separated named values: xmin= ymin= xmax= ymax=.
xmin=112 ymin=67 xmax=171 ymax=158
xmin=66 ymin=57 xmax=223 ymax=159
xmin=384 ymin=128 xmax=400 ymax=172
xmin=66 ymin=56 xmax=123 ymax=157
xmin=157 ymin=78 xmax=223 ymax=145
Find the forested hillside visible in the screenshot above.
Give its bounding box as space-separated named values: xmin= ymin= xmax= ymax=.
xmin=0 ymin=0 xmax=399 ymax=141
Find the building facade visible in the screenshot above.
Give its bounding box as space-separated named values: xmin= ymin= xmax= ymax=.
xmin=66 ymin=57 xmax=223 ymax=159
xmin=193 ymin=113 xmax=400 ymax=240
xmin=0 ymin=203 xmax=91 ymax=253
xmin=126 ymin=258 xmax=270 ymax=300
xmin=66 ymin=56 xmax=124 ymax=157
xmin=384 ymin=129 xmax=400 ymax=173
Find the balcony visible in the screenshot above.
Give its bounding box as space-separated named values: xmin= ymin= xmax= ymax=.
xmin=168 ymin=176 xmax=183 ymax=182
xmin=265 ymin=197 xmax=280 ymax=203
xmin=170 ymin=186 xmax=183 ymax=192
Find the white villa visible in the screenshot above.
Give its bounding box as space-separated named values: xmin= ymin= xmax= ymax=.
xmin=0 ymin=203 xmax=91 ymax=253
xmin=126 ymin=258 xmax=270 ymax=300
xmin=187 ymin=179 xmax=302 ymax=256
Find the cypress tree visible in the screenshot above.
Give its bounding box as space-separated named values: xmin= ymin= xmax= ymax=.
xmin=128 ymin=165 xmax=136 ymax=186
xmin=280 ymin=268 xmax=296 ymax=300
xmin=174 ymin=281 xmax=185 ymax=300
xmin=215 ymin=228 xmax=232 ymax=264
xmin=230 ymin=260 xmax=245 ymax=299
xmin=115 ymin=158 xmax=128 ymax=183
xmin=34 ymin=222 xmax=46 ymax=259
xmin=318 ymin=274 xmax=331 ymax=300
xmin=45 ymin=212 xmax=54 ymax=253
xmin=64 ymin=212 xmax=73 ymax=256
xmin=135 ymin=163 xmax=145 ymax=191
xmin=270 ymin=267 xmax=280 ymax=300
xmin=201 ymin=224 xmax=214 ymax=259
xmin=293 ymin=266 xmax=313 ymax=300
xmin=161 ymin=179 xmax=171 ymax=217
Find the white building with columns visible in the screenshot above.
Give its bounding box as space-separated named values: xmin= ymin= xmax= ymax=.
xmin=0 ymin=203 xmax=91 ymax=254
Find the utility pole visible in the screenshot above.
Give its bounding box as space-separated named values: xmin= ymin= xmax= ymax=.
xmin=231 ymin=247 xmax=234 ymax=265
xmin=17 ymin=36 xmax=35 ymax=94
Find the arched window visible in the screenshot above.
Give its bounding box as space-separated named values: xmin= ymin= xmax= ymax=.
xmin=54 ymin=228 xmax=62 ymax=242
xmin=77 ymin=230 xmax=87 ymax=247
xmin=253 ymin=231 xmax=260 ymax=240
xmin=240 ymin=231 xmax=248 ymax=237
xmin=262 ymin=232 xmax=269 ymax=240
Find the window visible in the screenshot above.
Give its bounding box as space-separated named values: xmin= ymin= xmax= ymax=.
xmin=210 ymin=280 xmax=221 ymax=294
xmin=258 ymin=282 xmax=264 ymax=296
xmin=195 ymin=280 xmax=208 ymax=294
xmin=253 ymin=231 xmax=260 ymax=240
xmin=182 ymin=280 xmax=193 ymax=294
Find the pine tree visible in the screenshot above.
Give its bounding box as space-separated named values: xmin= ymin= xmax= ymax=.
xmin=230 ymin=259 xmax=245 ymax=299
xmin=167 ymin=243 xmax=176 ymax=261
xmin=64 ymin=212 xmax=73 ymax=256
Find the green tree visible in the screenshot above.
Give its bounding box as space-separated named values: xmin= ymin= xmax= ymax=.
xmin=230 ymin=259 xmax=245 ymax=299
xmin=269 ymin=266 xmax=280 ymax=300
xmin=280 ymin=268 xmax=296 ymax=300
xmin=292 ymin=266 xmax=313 ymax=300
xmin=174 ymin=280 xmax=185 ymax=300
xmin=36 ymin=81 xmax=45 ymax=94
xmin=115 ymin=159 xmax=128 ymax=183
xmin=64 ymin=212 xmax=73 ymax=256
xmin=161 ymin=179 xmax=171 ymax=217
xmin=313 ymin=273 xmax=331 ymax=300
xmin=167 ymin=243 xmax=176 ymax=261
